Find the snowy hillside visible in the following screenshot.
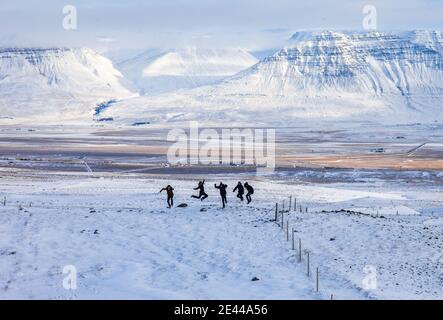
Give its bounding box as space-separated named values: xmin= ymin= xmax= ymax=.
xmin=2 ymin=31 xmax=443 ymax=125
xmin=1 ymin=170 xmax=442 ymax=299
xmin=118 ymin=47 xmax=258 ymax=95
xmin=0 ymin=48 xmax=136 ymax=121
xmin=102 ymin=30 xmax=443 ymax=125
xmin=404 ymin=30 xmax=443 ymax=53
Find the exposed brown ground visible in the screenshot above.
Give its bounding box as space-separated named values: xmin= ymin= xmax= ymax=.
xmin=279 ymin=153 xmax=443 ymax=170
xmin=0 ymin=125 xmax=441 ymax=172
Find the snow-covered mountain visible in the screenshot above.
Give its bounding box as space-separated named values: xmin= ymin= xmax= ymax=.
xmin=404 ymin=30 xmax=443 ymax=53
xmin=2 ymin=31 xmax=443 ymax=125
xmin=118 ymin=47 xmax=258 ymax=95
xmin=0 ymin=48 xmax=136 ymax=121
xmin=101 ymin=30 xmax=443 ymax=125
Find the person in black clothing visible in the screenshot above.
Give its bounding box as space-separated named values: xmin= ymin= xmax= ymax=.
xmin=191 ymin=180 xmax=208 ymax=201
xmin=214 ymin=182 xmax=228 ymax=208
xmin=159 ymin=185 xmax=174 ymax=208
xmin=233 ymin=181 xmax=244 ymax=201
xmin=244 ymin=182 xmax=254 ymax=204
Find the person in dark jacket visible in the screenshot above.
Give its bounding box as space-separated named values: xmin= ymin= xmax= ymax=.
xmin=233 ymin=181 xmax=244 ymax=201
xmin=191 ymin=180 xmax=208 ymax=201
xmin=244 ymin=182 xmax=254 ymax=204
xmin=214 ymin=182 xmax=228 ymax=208
xmin=159 ymin=185 xmax=174 ymax=208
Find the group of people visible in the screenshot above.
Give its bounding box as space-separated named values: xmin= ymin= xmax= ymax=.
xmin=159 ymin=180 xmax=254 ymax=209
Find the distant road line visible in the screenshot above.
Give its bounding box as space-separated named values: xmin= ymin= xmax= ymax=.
xmin=407 ymin=143 xmax=427 ymax=156
xmin=83 ymin=160 xmax=93 ymax=173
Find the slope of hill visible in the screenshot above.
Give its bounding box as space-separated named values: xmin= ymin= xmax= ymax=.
xmin=102 ymin=30 xmax=443 ymax=125
xmin=0 ymin=48 xmax=136 ymax=121
xmin=404 ymin=30 xmax=443 ymax=53
xmin=118 ymin=47 xmax=258 ymax=95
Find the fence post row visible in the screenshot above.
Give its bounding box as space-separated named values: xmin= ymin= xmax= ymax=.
xmin=270 ymin=197 xmax=332 ymax=299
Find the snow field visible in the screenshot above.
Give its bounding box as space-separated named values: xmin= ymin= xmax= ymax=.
xmin=0 ymin=174 xmax=325 ymax=299
xmin=0 ymin=171 xmax=441 ymax=299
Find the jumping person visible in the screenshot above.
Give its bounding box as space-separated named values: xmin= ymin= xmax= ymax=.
xmin=214 ymin=182 xmax=228 ymax=208
xmin=191 ymin=180 xmax=208 ymax=201
xmin=159 ymin=185 xmax=174 ymax=208
xmin=233 ymin=181 xmax=244 ymax=201
xmin=244 ymin=182 xmax=254 ymax=204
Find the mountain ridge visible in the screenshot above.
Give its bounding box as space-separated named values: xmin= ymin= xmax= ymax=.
xmin=1 ymin=30 xmax=442 ymax=125
xmin=0 ymin=47 xmax=136 ymax=121
xmin=117 ymin=47 xmax=258 ymax=95
xmin=98 ymin=30 xmax=443 ymax=125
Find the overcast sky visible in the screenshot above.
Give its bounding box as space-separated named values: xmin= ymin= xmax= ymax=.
xmin=1 ymin=0 xmax=442 ymax=54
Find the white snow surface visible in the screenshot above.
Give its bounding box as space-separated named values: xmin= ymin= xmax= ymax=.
xmin=0 ymin=48 xmax=137 ymax=122
xmin=118 ymin=47 xmax=258 ymax=95
xmin=0 ymin=170 xmax=442 ymax=299
xmin=1 ymin=30 xmax=443 ymax=126
xmin=403 ymin=30 xmax=443 ymax=53
xmin=102 ymin=30 xmax=443 ymax=125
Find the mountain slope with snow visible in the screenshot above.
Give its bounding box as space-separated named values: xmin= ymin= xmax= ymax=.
xmin=118 ymin=47 xmax=258 ymax=94
xmin=404 ymin=30 xmax=443 ymax=53
xmin=102 ymin=31 xmax=443 ymax=125
xmin=0 ymin=48 xmax=136 ymax=121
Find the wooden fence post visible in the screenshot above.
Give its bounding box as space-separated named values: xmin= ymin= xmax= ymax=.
xmin=289 ymin=196 xmax=292 ymax=212
xmin=307 ymin=252 xmax=310 ymax=277
xmin=294 ymin=197 xmax=297 ymax=212
xmin=292 ymin=228 xmax=295 ymax=250
xmin=281 ymin=212 xmax=284 ymax=229
xmin=298 ymin=239 xmax=302 ymax=262
xmin=316 ymin=267 xmax=319 ymax=293
xmin=275 ymin=203 xmax=278 ymax=223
